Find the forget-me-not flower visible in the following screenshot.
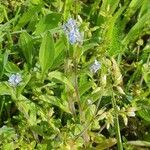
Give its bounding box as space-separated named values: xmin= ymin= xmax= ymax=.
xmin=8 ymin=73 xmax=22 ymax=87
xmin=63 ymin=18 xmax=83 ymax=45
xmin=63 ymin=18 xmax=76 ymax=32
xmin=90 ymin=59 xmax=101 ymax=73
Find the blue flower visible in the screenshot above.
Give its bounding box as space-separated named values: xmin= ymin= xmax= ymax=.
xmin=63 ymin=18 xmax=83 ymax=45
xmin=90 ymin=60 xmax=101 ymax=73
xmin=63 ymin=18 xmax=76 ymax=32
xmin=8 ymin=73 xmax=22 ymax=87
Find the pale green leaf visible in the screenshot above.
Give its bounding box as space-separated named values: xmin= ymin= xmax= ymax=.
xmin=48 ymin=71 xmax=74 ymax=90
xmin=39 ymin=32 xmax=55 ymax=75
xmin=127 ymin=140 xmax=150 ymax=147
xmin=5 ymin=62 xmax=20 ymax=73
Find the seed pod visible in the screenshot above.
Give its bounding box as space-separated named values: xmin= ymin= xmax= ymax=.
xmin=101 ymin=74 xmax=107 ymax=87
xmin=127 ymin=107 xmax=137 ymax=117
xmin=111 ymin=58 xmax=123 ymax=86
xmin=116 ymin=86 xmax=125 ymax=95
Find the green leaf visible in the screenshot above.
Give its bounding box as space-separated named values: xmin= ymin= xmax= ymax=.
xmin=0 ymin=82 xmax=11 ymax=95
xmin=55 ymin=37 xmax=66 ymax=59
xmin=123 ymin=0 xmax=144 ymax=26
xmin=14 ymin=95 xmax=37 ymax=126
xmin=0 ymin=126 xmax=15 ymax=136
xmin=31 ymin=125 xmax=44 ymax=136
xmin=89 ymin=133 xmax=117 ymax=150
xmin=51 ymin=36 xmax=66 ymax=69
xmin=79 ymin=81 xmax=94 ymax=96
xmin=138 ymin=108 xmax=150 ymax=122
xmin=127 ymin=140 xmax=150 ymax=147
xmin=5 ymin=62 xmax=20 ymax=73
xmin=107 ymin=24 xmax=122 ymax=56
xmin=139 ymin=0 xmax=150 ymax=17
xmin=106 ymin=6 xmax=126 ymax=56
xmin=0 ymin=51 xmax=8 ymax=78
xmin=48 ymin=71 xmax=74 ymax=90
xmin=39 ymin=95 xmax=70 ymax=113
xmin=19 ymin=32 xmax=33 ymax=67
xmin=16 ymin=73 xmax=31 ymax=97
xmin=123 ymin=12 xmax=150 ymax=46
xmin=35 ymin=13 xmax=62 ymax=35
xmin=100 ymin=0 xmax=120 ymax=15
xmin=2 ymin=143 xmax=14 ymax=150
xmin=82 ymin=43 xmax=98 ymax=54
xmin=30 ymin=0 xmax=42 ymax=5
xmin=63 ymin=0 xmax=72 ymax=20
xmin=142 ymin=64 xmax=150 ymax=88
xmin=14 ymin=4 xmax=42 ymax=30
xmin=2 ymin=51 xmax=8 ymax=68
xmin=0 ymin=6 xmax=5 ymax=23
xmin=39 ymin=32 xmax=55 ymax=75
xmin=94 ymin=138 xmax=117 ymax=149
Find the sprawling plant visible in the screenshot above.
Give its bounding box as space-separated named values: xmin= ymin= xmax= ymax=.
xmin=0 ymin=0 xmax=150 ymax=149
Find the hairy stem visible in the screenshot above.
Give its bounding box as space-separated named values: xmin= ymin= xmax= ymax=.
xmin=73 ymin=53 xmax=90 ymax=145
xmin=112 ymin=94 xmax=123 ymax=150
xmin=65 ymin=54 xmax=76 ymax=117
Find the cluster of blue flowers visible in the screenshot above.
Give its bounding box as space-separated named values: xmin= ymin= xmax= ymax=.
xmin=8 ymin=73 xmax=22 ymax=87
xmin=63 ymin=19 xmax=101 ymax=73
xmin=63 ymin=18 xmax=83 ymax=45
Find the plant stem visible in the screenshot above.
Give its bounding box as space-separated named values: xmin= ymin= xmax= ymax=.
xmin=74 ymin=97 xmax=103 ymax=141
xmin=65 ymin=56 xmax=76 ymax=117
xmin=0 ymin=97 xmax=5 ymax=125
xmin=73 ymin=50 xmax=90 ymax=145
xmin=112 ymin=94 xmax=123 ymax=150
xmin=73 ymin=58 xmax=82 ymax=120
xmin=64 ymin=45 xmax=77 ymax=117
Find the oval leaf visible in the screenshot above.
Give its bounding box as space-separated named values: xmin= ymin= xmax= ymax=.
xmin=48 ymin=71 xmax=74 ymax=90
xmin=39 ymin=32 xmax=55 ymax=75
xmin=19 ymin=32 xmax=33 ymax=66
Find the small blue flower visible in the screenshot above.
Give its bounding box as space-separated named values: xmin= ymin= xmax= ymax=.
xmin=68 ymin=29 xmax=77 ymax=44
xmin=8 ymin=73 xmax=22 ymax=87
xmin=68 ymin=28 xmax=82 ymax=44
xmin=63 ymin=18 xmax=76 ymax=33
xmin=90 ymin=60 xmax=101 ymax=73
xmin=63 ymin=18 xmax=83 ymax=45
